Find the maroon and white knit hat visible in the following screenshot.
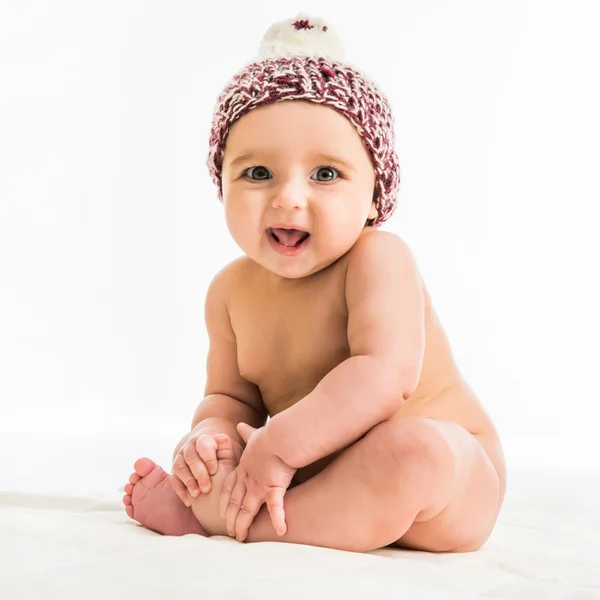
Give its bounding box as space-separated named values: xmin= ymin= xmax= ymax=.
xmin=206 ymin=14 xmax=401 ymax=227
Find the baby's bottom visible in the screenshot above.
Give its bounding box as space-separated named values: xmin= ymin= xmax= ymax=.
xmin=125 ymin=416 xmax=505 ymax=553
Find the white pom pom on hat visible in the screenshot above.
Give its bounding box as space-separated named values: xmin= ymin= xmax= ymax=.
xmin=255 ymin=13 xmax=347 ymax=63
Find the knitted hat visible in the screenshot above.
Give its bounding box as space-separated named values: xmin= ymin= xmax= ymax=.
xmin=206 ymin=13 xmax=401 ymax=227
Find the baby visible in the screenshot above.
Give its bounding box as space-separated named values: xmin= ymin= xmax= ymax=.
xmin=123 ymin=14 xmax=506 ymax=553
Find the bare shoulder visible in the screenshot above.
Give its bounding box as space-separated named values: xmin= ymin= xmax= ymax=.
xmin=204 ymin=256 xmax=257 ymax=339
xmin=206 ymin=255 xmax=255 ymax=305
xmin=345 ymin=229 xmax=423 ymax=286
xmin=348 ymin=228 xmax=416 ymax=255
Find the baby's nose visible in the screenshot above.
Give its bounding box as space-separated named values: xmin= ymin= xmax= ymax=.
xmin=271 ymin=185 xmax=309 ymax=210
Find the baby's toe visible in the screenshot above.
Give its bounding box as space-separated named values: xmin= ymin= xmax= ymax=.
xmin=125 ymin=504 xmax=134 ymax=518
xmin=133 ymin=457 xmax=156 ymax=478
xmin=124 ymin=483 xmax=134 ymax=495
xmin=123 ymin=493 xmax=132 ymax=506
xmin=129 ymin=472 xmax=141 ymax=484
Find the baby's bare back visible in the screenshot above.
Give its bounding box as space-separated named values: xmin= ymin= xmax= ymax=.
xmin=224 ymin=245 xmax=502 ymax=482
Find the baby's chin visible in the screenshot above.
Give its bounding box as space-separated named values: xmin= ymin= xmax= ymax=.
xmin=263 ymin=255 xmax=343 ymax=281
xmin=263 ymin=261 xmax=317 ymax=281
xmin=248 ymin=250 xmax=316 ymax=281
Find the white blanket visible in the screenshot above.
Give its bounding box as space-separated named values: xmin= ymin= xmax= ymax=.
xmin=1 ymin=465 xmax=599 ymax=599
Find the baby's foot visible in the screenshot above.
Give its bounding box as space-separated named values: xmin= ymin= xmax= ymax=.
xmin=123 ymin=458 xmax=208 ymax=536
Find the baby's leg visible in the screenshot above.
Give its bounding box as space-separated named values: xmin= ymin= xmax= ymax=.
xmin=243 ymin=417 xmax=503 ymax=553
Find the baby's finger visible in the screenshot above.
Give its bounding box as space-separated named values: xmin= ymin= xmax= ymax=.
xmin=226 ymin=480 xmax=247 ymax=538
xmin=170 ymin=468 xmax=191 ymax=507
xmin=266 ymin=489 xmax=287 ymax=536
xmin=172 ymin=454 xmax=201 ymax=498
xmin=183 ymin=443 xmax=211 ymax=493
xmin=234 ymin=493 xmax=262 ymax=542
xmin=195 ymin=435 xmax=219 ymax=477
xmin=215 ymin=433 xmax=241 ymax=462
xmin=219 ymin=469 xmax=237 ymax=520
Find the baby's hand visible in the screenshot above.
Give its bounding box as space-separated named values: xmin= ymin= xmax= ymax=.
xmin=220 ymin=423 xmax=297 ymax=541
xmin=171 ymin=431 xmax=242 ymax=505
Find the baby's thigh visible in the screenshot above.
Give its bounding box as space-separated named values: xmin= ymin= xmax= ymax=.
xmin=395 ymin=419 xmax=503 ymax=552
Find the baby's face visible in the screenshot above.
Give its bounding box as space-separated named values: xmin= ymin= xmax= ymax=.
xmin=221 ymin=100 xmax=377 ymax=280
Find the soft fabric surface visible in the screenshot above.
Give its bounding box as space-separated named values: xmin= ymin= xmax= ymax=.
xmin=1 ymin=466 xmax=598 ymax=599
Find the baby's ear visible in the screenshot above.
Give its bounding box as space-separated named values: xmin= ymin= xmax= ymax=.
xmin=368 ymin=200 xmax=378 ymax=221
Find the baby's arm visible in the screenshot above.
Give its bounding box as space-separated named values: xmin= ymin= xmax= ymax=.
xmin=171 ymin=263 xmax=267 ymax=499
xmin=199 ymin=261 xmax=267 ymax=432
xmin=265 ymin=232 xmax=425 ymax=469
xmin=186 ymin=261 xmax=266 ymax=443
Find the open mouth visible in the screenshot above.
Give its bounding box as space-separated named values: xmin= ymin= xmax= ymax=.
xmin=268 ymin=227 xmax=311 ymax=248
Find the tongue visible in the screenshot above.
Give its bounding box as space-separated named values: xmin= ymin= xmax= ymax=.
xmin=272 ymin=228 xmax=308 ymax=247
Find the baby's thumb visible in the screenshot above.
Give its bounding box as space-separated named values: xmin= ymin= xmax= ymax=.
xmin=237 ymin=422 xmax=256 ymax=443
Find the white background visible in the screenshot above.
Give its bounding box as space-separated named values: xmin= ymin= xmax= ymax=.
xmin=1 ymin=0 xmax=598 ymax=495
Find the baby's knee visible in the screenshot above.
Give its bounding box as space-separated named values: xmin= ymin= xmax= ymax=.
xmin=367 ymin=417 xmax=456 ymax=476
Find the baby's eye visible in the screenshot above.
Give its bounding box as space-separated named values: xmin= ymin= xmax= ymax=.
xmin=311 ymin=166 xmax=340 ymax=182
xmin=243 ymin=166 xmax=271 ymax=180
xmin=242 ymin=165 xmax=341 ymax=182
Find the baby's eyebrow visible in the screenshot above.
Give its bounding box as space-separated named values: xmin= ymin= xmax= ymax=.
xmin=227 ymin=152 xmax=355 ymax=172
xmin=314 ymin=153 xmax=355 ymax=171
xmin=228 ymin=153 xmax=256 ymax=169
